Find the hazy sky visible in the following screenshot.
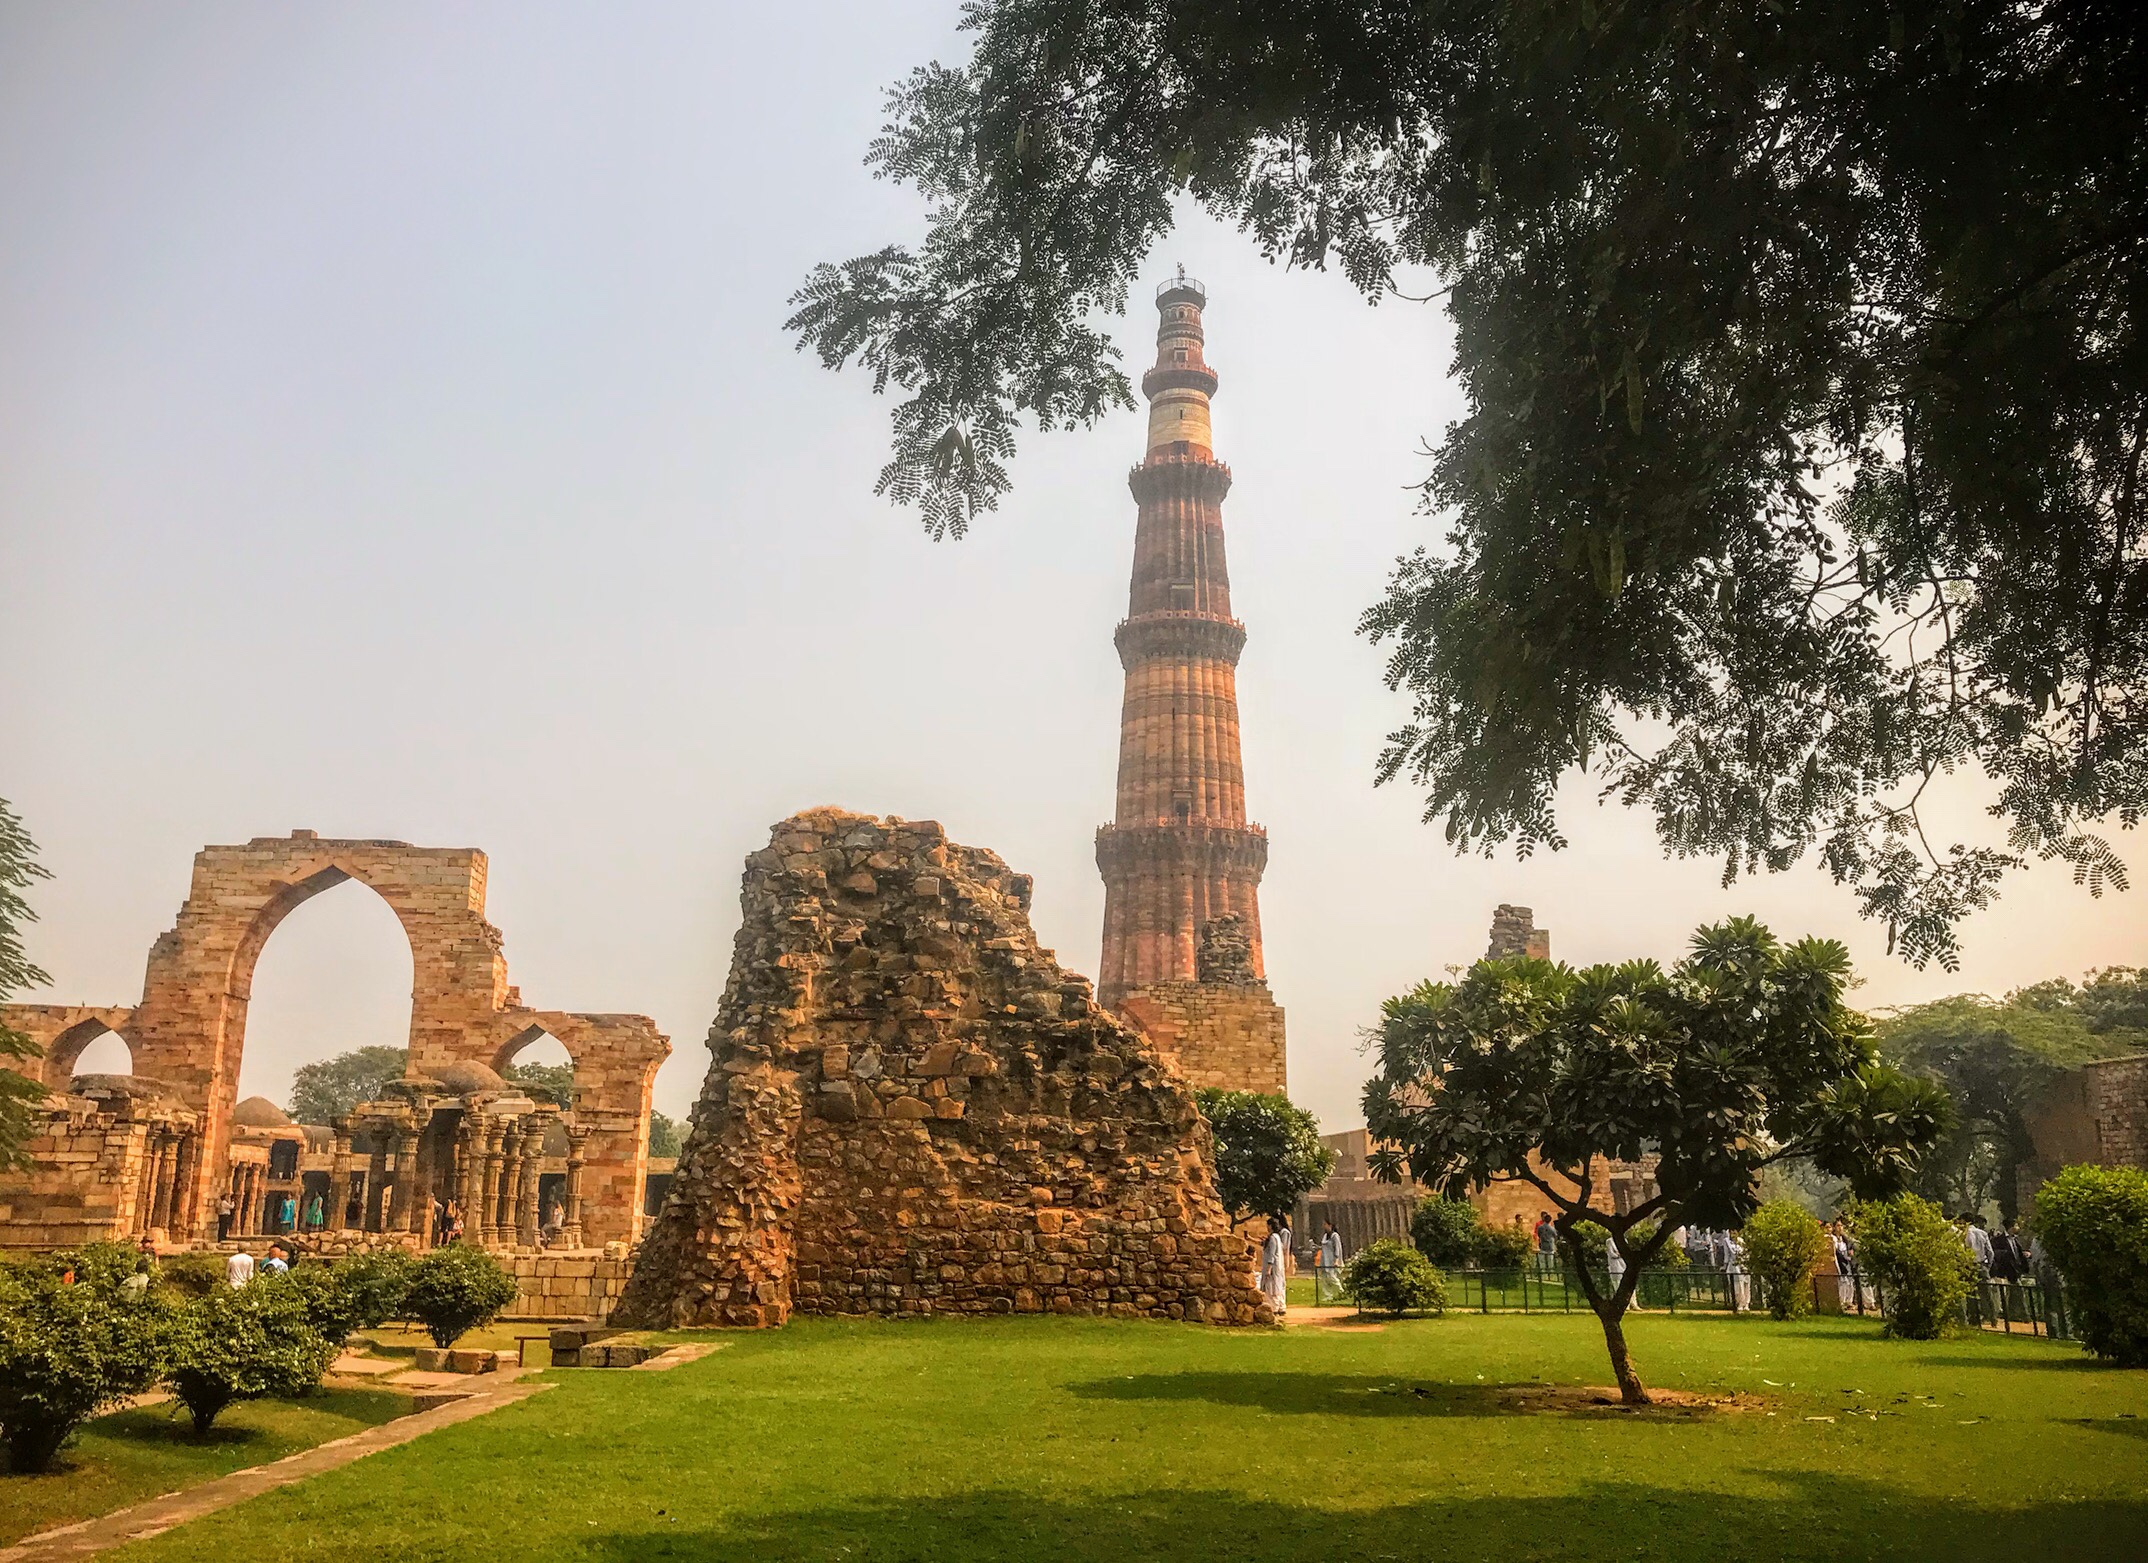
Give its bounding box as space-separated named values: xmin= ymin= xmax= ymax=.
xmin=4 ymin=2 xmax=2139 ymax=1134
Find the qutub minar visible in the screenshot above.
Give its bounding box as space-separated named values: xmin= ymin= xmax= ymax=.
xmin=1095 ymin=273 xmax=1289 ymax=1097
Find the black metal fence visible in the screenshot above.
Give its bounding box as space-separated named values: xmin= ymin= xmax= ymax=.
xmin=1310 ymin=1262 xmax=2074 ymax=1339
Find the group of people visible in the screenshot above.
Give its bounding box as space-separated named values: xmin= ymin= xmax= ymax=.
xmin=222 ymin=1239 xmax=293 ymax=1287
xmin=212 ymin=1188 xmax=327 ymax=1241
xmin=1958 ymin=1211 xmax=2038 ymax=1282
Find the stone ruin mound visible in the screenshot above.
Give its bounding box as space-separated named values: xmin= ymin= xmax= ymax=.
xmin=613 ymin=809 xmax=1270 ymax=1329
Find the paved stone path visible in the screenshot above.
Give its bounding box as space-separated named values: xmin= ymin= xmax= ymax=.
xmin=0 ymin=1377 xmax=554 ymax=1562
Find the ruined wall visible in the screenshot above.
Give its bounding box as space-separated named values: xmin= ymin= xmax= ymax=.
xmin=0 ymin=831 xmax=667 ymax=1250
xmin=1114 ymin=984 xmax=1286 ymax=1096
xmin=2022 ymin=1053 xmax=2148 ymax=1204
xmin=615 ymin=809 xmax=1271 ymax=1329
xmin=1485 ymin=904 xmax=1552 ymax=961
xmin=503 ymin=1253 xmax=634 ymax=1321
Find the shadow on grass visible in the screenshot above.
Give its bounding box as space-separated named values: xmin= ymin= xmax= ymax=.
xmin=2067 ymin=1416 xmax=2148 ymax=1441
xmin=78 ymin=1410 xmax=269 ymax=1451
xmin=575 ymin=1473 xmax=2148 ymax=1563
xmin=1918 ymin=1352 xmax=2107 ymax=1372
xmin=1069 ymin=1371 xmax=1509 ymax=1418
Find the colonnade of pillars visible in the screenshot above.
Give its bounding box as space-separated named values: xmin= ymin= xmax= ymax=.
xmin=131 ymin=1124 xmax=203 ymax=1241
xmin=322 ymin=1111 xmax=590 ymax=1250
xmin=219 ymin=1160 xmax=277 ymax=1238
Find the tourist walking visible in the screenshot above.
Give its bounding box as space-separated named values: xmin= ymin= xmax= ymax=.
xmin=1258 ymin=1216 xmax=1290 ymax=1317
xmin=1533 ymin=1212 xmax=1557 ymax=1274
xmin=1961 ymin=1213 xmax=1995 ymax=1276
xmin=1317 ymin=1220 xmax=1343 ymax=1299
xmin=216 ymin=1190 xmax=235 ymax=1242
xmin=1831 ymin=1221 xmax=1857 ymax=1309
xmin=260 ymin=1241 xmax=290 ymax=1276
xmin=276 ymin=1191 xmax=296 ymax=1233
xmin=225 ymin=1248 xmax=255 ymax=1288
xmin=1989 ymin=1220 xmax=2025 ymax=1283
xmin=1604 ymin=1231 xmax=1626 ymax=1291
xmin=304 ymin=1189 xmax=325 ymax=1230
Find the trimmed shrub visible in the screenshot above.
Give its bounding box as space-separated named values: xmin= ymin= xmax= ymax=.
xmin=1341 ymin=1238 xmax=1447 ymax=1317
xmin=1409 ymin=1197 xmax=1535 ymax=1270
xmin=2033 ymin=1164 xmax=2148 ymax=1367
xmin=402 ymin=1245 xmax=518 ymax=1348
xmin=156 ymin=1251 xmax=229 ymax=1298
xmin=8 ymin=1241 xmax=151 ymax=1292
xmin=1409 ymin=1198 xmax=1483 ymax=1268
xmin=0 ymin=1266 xmax=167 ymax=1472
xmin=1850 ymin=1194 xmax=1976 ymax=1340
xmin=287 ymin=1250 xmax=414 ymax=1348
xmin=1740 ymin=1200 xmax=1830 ymax=1319
xmin=162 ymin=1276 xmax=339 ymax=1434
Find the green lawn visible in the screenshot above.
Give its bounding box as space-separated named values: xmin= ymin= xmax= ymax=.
xmin=1 ymin=1387 xmax=410 ymax=1547
xmin=92 ymin=1311 xmax=2148 ymax=1562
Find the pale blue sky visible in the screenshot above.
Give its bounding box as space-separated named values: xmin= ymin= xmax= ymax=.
xmin=4 ymin=2 xmax=2138 ymax=1132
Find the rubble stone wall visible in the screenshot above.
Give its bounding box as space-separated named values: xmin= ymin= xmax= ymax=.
xmin=2022 ymin=1053 xmax=2148 ymax=1205
xmin=0 ymin=1107 xmax=153 ymax=1249
xmin=614 ymin=809 xmax=1270 ymax=1330
xmin=1114 ymin=982 xmax=1287 ymax=1097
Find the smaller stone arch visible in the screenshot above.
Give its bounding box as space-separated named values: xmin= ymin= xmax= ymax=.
xmin=0 ymin=1006 xmax=141 ymax=1089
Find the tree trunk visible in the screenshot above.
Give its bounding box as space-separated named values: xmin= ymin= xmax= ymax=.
xmin=1595 ymin=1304 xmax=1652 ymax=1407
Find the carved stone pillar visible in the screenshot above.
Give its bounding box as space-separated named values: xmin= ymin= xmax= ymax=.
xmin=132 ymin=1128 xmax=159 ymax=1234
xmin=366 ymin=1138 xmax=389 ymax=1232
xmin=455 ymin=1115 xmax=484 ymax=1239
xmin=561 ymin=1125 xmax=589 ymax=1250
xmin=481 ymin=1123 xmax=508 ymax=1248
xmin=408 ymin=1116 xmax=436 ymax=1246
xmin=170 ymin=1131 xmax=201 ymax=1242
xmin=328 ymin=1124 xmax=353 ymax=1233
xmin=145 ymin=1131 xmax=175 ymax=1233
xmin=386 ymin=1124 xmax=417 ymax=1234
xmin=515 ymin=1135 xmax=542 ymax=1248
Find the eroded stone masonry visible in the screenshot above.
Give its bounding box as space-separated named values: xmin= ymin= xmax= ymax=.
xmin=614 ymin=809 xmax=1271 ymax=1329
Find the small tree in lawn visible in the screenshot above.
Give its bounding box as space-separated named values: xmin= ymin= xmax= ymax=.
xmin=1193 ymin=1090 xmax=1335 ymax=1229
xmin=2031 ymin=1165 xmax=2148 ymax=1367
xmin=0 ymin=1263 xmax=167 ymax=1472
xmin=1365 ymin=918 xmax=1950 ymax=1405
xmin=1340 ymin=1239 xmax=1447 ymax=1318
xmin=1741 ymin=1200 xmax=1831 ymax=1320
xmin=402 ymin=1245 xmax=518 ymax=1349
xmin=163 ymin=1278 xmax=338 ymax=1435
xmin=1849 ymin=1194 xmax=1978 ymax=1340
xmin=286 ymin=1250 xmax=413 ymax=1350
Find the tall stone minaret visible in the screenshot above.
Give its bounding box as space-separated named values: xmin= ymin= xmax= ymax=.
xmin=1095 ymin=271 xmax=1273 ymax=1026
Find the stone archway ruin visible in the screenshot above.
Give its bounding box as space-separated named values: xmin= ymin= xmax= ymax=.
xmin=0 ymin=831 xmax=667 ymax=1250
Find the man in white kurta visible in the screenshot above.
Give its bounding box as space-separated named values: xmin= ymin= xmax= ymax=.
xmin=1258 ymin=1219 xmax=1289 ymax=1315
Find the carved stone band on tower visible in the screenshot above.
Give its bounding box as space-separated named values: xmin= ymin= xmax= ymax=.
xmin=1096 ymin=274 xmax=1287 ymax=1097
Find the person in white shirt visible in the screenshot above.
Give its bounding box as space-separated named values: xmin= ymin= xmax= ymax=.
xmin=1258 ymin=1217 xmax=1290 ymax=1316
xmin=1961 ymin=1214 xmax=1995 ymax=1275
xmin=1317 ymin=1221 xmax=1344 ymax=1299
xmin=225 ymin=1249 xmax=255 ymax=1288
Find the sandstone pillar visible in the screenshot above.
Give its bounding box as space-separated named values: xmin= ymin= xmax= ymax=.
xmin=386 ymin=1125 xmax=416 ymax=1234
xmin=561 ymin=1125 xmax=589 ymax=1249
xmin=365 ymin=1138 xmax=389 ymax=1232
xmin=131 ymin=1129 xmax=158 ymax=1234
xmin=328 ymin=1124 xmax=353 ymax=1233
xmin=480 ymin=1123 xmax=506 ymax=1248
xmin=515 ymin=1137 xmax=541 ymax=1248
xmin=170 ymin=1131 xmax=201 ymax=1242
xmin=455 ymin=1115 xmax=484 ymax=1238
xmin=144 ymin=1132 xmax=174 ymax=1233
xmin=408 ymin=1117 xmax=436 ymax=1245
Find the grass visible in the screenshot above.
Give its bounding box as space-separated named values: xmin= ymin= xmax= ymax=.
xmin=0 ymin=1387 xmax=410 ymax=1546
xmin=91 ymin=1311 xmax=2148 ymax=1562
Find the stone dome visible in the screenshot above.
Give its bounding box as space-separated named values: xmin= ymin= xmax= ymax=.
xmin=232 ymin=1095 xmax=293 ymax=1128
xmin=433 ymin=1060 xmax=506 ymax=1096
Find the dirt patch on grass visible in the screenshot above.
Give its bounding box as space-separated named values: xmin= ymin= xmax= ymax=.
xmin=1498 ymin=1385 xmax=1769 ymax=1418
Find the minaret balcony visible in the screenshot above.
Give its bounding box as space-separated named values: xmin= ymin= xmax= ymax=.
xmin=1094 ymin=819 xmax=1270 ymax=878
xmin=1114 ymin=611 xmax=1247 ymax=669
xmin=1128 ymin=453 xmax=1233 ymax=503
xmin=1141 ymin=364 xmax=1220 ymax=399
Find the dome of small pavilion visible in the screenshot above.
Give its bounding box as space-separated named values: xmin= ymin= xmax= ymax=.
xmin=233 ymin=1095 xmax=293 ymax=1128
xmin=433 ymin=1060 xmax=506 ymax=1097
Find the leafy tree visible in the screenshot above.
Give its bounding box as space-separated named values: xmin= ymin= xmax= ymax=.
xmin=162 ymin=1278 xmax=338 ymax=1434
xmin=504 ymin=1060 xmax=575 ymax=1110
xmin=0 ymin=798 xmax=53 ymax=1169
xmin=287 ymin=1045 xmax=407 ymax=1125
xmin=1192 ymin=1089 xmax=1335 ymax=1227
xmin=1849 ymin=1193 xmax=1978 ymax=1340
xmin=2012 ymin=967 xmax=2148 ymax=1040
xmin=401 ymin=1245 xmax=518 ymax=1349
xmin=1364 ymin=917 xmax=1948 ymax=1403
xmin=791 ymin=2 xmax=2147 ymax=969
xmin=1740 ymin=1200 xmax=1831 ymax=1320
xmin=1879 ymin=989 xmax=2137 ymax=1220
xmin=2032 ymin=1164 xmax=2148 ymax=1367
xmin=1408 ymin=1196 xmax=1529 ymax=1270
xmin=647 ymin=1109 xmax=683 ymax=1158
xmin=0 ymin=1263 xmax=167 ymax=1471
xmin=1339 ymin=1238 xmax=1447 ymax=1318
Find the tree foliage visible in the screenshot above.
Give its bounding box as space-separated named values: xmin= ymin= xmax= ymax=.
xmin=287 ymin=1046 xmax=408 ymax=1126
xmin=1409 ymin=1196 xmax=1530 ymax=1270
xmin=0 ymin=1262 xmax=166 ymax=1472
xmin=2032 ymin=1163 xmax=2148 ymax=1367
xmin=0 ymin=798 xmax=54 ymax=1170
xmin=1879 ymin=983 xmax=2138 ymax=1219
xmin=1740 ymin=1199 xmax=1830 ymax=1319
xmin=401 ymin=1245 xmax=518 ymax=1349
xmin=1193 ymin=1088 xmax=1335 ymax=1226
xmin=505 ymin=1060 xmax=575 ymax=1110
xmin=792 ymin=1 xmax=2148 ymax=968
xmin=285 ymin=1251 xmax=413 ymax=1348
xmin=162 ymin=1277 xmax=338 ymax=1435
xmin=1364 ymin=916 xmax=1947 ymax=1401
xmin=1849 ymin=1193 xmax=1978 ymax=1340
xmin=647 ymin=1110 xmax=684 ymax=1159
